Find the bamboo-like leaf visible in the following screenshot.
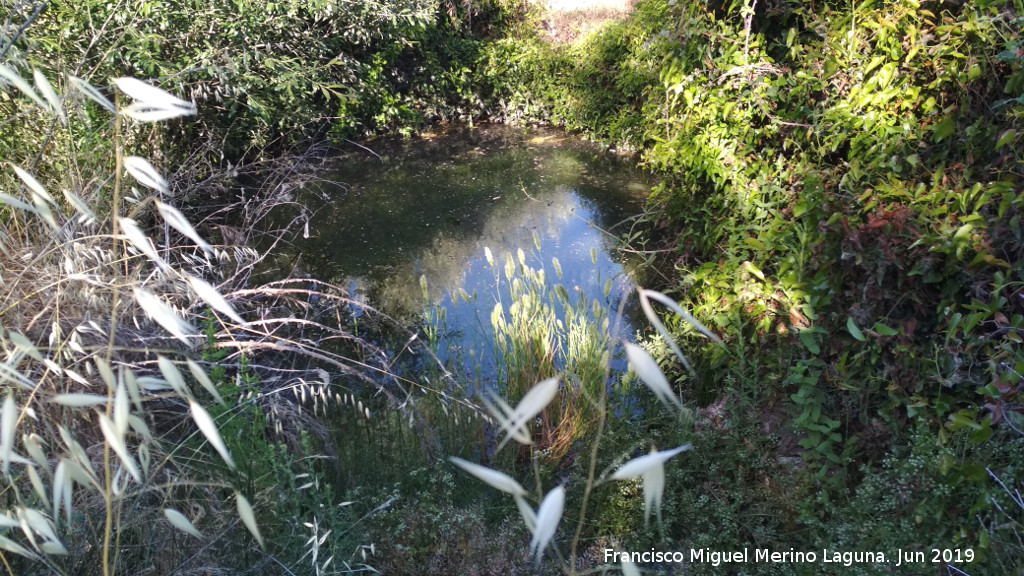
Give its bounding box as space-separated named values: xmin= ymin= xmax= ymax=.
xmin=123 ymin=156 xmax=168 ymax=193
xmin=94 ymin=357 xmax=116 ymax=391
xmin=12 ymin=165 xmax=57 ymax=206
xmin=1 ymin=393 xmax=17 ymax=477
xmin=124 ymin=371 xmax=143 ymax=413
xmin=449 ymin=457 xmax=526 ymax=496
xmin=0 ymin=192 xmax=39 ymax=213
xmin=119 ymin=218 xmax=168 ymax=270
xmin=0 ymin=535 xmax=36 ymax=559
xmin=97 ymin=413 xmax=141 ymax=482
xmin=57 ymin=439 xmax=100 ymax=491
xmin=624 ymin=342 xmax=682 ymax=410
xmin=62 ymin=189 xmax=97 ymax=225
xmin=33 ymin=70 xmax=66 ymax=124
xmin=0 ymin=64 xmax=48 ymax=110
xmin=642 ymin=289 xmax=723 ymax=345
xmin=642 ymin=461 xmax=665 ymax=525
xmin=20 ymin=507 xmax=61 ymax=546
xmin=8 ymin=332 xmax=42 ymax=362
xmin=188 ymin=276 xmax=244 ymax=324
xmin=637 ymin=291 xmax=693 ymax=377
xmin=39 ymin=541 xmax=68 ymax=555
xmin=27 ymin=466 xmax=49 ymax=510
xmin=190 ymin=401 xmax=234 ymax=469
xmin=514 ymin=494 xmax=536 ymax=532
xmin=113 ymin=378 xmax=129 ymax=437
xmin=509 ymin=377 xmax=558 ymax=434
xmin=611 ymin=445 xmax=690 ymax=526
xmin=530 ymin=485 xmax=565 ymax=564
xmin=158 ymin=356 xmax=190 ymax=399
xmin=487 ymin=377 xmax=560 ymax=450
xmin=23 ymin=434 xmax=46 ymax=468
xmin=847 ymin=317 xmax=866 ymax=342
xmin=68 ymin=75 xmax=115 ymax=112
xmin=187 ymin=359 xmax=224 ymax=406
xmin=53 ymin=460 xmax=69 ymax=522
xmin=156 ymin=201 xmax=214 ymax=254
xmin=115 ymin=77 xmax=196 ymax=121
xmin=236 ymin=492 xmax=264 ymax=548
xmin=52 ymin=394 xmax=109 ymax=408
xmin=610 ymin=445 xmax=691 ymax=480
xmin=133 ymin=288 xmax=196 ymax=346
xmin=164 ymin=508 xmax=203 ymax=538
xmin=120 ymin=105 xmax=193 ymax=122
xmin=0 ymin=513 xmax=18 ymax=529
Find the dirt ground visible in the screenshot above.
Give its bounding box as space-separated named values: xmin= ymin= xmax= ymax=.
xmin=533 ymin=0 xmax=636 ymax=44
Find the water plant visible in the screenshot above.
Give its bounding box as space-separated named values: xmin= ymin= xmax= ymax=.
xmin=450 ymin=285 xmax=716 ymax=573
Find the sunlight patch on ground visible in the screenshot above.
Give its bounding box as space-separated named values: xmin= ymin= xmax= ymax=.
xmin=533 ymin=0 xmax=635 ymax=44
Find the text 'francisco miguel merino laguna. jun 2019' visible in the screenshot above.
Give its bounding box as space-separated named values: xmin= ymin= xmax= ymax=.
xmin=604 ymin=547 xmax=976 ymax=569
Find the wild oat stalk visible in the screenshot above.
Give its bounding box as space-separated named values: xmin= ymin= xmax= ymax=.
xmin=0 ymin=66 xmax=271 ymax=575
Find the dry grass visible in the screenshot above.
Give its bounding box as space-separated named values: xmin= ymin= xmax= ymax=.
xmin=0 ymin=66 xmax=462 ymax=575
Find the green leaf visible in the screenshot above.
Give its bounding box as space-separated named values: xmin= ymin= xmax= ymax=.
xmin=872 ymin=322 xmax=899 ymax=336
xmin=995 ymin=129 xmax=1015 ymax=150
xmin=932 ymin=117 xmax=956 ymax=142
xmin=846 ymin=317 xmax=866 ymax=341
xmin=799 ymin=330 xmax=820 ymax=354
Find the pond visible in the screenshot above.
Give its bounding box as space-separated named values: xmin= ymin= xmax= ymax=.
xmin=280 ymin=124 xmax=651 ymax=384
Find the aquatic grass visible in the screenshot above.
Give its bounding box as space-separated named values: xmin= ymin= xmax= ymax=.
xmin=481 ymin=245 xmax=618 ymax=458
xmin=449 ymin=284 xmax=706 ymax=571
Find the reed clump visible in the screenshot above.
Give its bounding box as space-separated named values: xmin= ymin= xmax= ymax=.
xmin=484 ymin=245 xmax=612 ymax=460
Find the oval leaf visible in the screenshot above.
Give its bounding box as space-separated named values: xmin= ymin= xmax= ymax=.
xmin=847 ymin=317 xmax=866 ymax=342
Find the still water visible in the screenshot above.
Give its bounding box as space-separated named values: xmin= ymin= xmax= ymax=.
xmin=287 ymin=124 xmax=650 ymax=379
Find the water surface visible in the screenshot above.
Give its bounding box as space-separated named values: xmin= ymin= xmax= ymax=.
xmin=288 ymin=124 xmax=650 ymax=377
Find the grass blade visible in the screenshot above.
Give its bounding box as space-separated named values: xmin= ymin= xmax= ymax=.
xmin=188 ymin=276 xmax=244 ymax=324
xmin=530 ymin=485 xmax=565 ymax=565
xmin=236 ymin=492 xmax=264 ymax=548
xmin=449 ymin=457 xmax=526 ymax=496
xmin=157 ymin=201 xmax=214 ymax=254
xmin=133 ymin=288 xmax=196 ymax=346
xmin=189 ymin=401 xmax=234 ymax=469
xmin=623 ymin=342 xmax=682 ymax=410
xmin=164 ymin=509 xmax=203 ymax=538
xmin=123 ymin=156 xmax=168 ymax=193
